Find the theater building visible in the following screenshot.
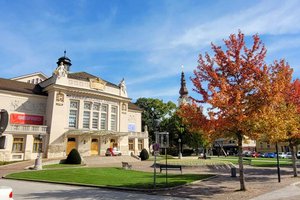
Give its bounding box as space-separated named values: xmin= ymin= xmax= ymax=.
xmin=0 ymin=55 xmax=148 ymax=161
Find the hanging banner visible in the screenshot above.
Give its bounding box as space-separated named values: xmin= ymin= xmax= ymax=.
xmin=10 ymin=113 xmax=44 ymax=125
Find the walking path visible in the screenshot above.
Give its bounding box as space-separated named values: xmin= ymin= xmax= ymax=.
xmin=1 ymin=156 xmax=300 ymax=200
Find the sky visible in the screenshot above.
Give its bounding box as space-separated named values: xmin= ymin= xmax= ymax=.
xmin=1 ymin=0 xmax=300 ymax=104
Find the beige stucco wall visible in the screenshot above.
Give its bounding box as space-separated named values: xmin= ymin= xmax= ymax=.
xmin=0 ymin=90 xmax=47 ymax=161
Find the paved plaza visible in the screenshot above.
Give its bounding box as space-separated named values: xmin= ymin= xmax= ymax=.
xmin=1 ymin=156 xmax=300 ymax=200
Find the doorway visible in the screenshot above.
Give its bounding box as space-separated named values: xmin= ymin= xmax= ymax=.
xmin=66 ymin=137 xmax=76 ymax=155
xmin=91 ymin=138 xmax=99 ymax=155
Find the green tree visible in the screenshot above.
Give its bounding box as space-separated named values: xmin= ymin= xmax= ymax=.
xmin=134 ymin=98 xmax=176 ymax=143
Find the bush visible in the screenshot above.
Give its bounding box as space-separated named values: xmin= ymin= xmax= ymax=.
xmin=182 ymin=149 xmax=194 ymax=156
xmin=166 ymin=146 xmax=178 ymax=156
xmin=66 ymin=149 xmax=82 ymax=164
xmin=140 ymin=148 xmax=149 ymax=161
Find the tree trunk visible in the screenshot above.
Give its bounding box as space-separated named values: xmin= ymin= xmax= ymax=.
xmin=289 ymin=142 xmax=298 ymax=177
xmin=237 ymin=133 xmax=246 ymax=191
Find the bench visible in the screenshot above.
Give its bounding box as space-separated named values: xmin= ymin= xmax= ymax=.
xmin=159 ymin=165 xmax=182 ymax=174
xmin=121 ymin=162 xmax=132 ymax=170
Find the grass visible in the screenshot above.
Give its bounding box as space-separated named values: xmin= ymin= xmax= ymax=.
xmin=157 ymin=158 xmax=231 ymax=166
xmin=148 ymin=155 xmax=175 ymax=161
xmin=6 ymin=167 xmax=213 ymax=189
xmin=43 ymin=164 xmax=84 ymax=169
xmin=211 ymin=156 xmax=293 ymax=167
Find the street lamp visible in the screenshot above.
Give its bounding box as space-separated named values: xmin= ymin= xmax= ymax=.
xmin=33 ymin=134 xmax=43 ymax=170
xmin=178 ymin=138 xmax=182 ymax=159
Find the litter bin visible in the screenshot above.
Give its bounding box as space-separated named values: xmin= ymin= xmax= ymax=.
xmin=231 ymin=167 xmax=236 ymax=177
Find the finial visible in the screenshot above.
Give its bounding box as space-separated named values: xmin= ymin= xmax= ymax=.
xmin=64 ymin=50 xmax=66 ymax=57
xmin=181 ymin=65 xmax=184 ymax=72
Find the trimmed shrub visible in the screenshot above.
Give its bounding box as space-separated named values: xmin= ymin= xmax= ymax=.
xmin=182 ymin=149 xmax=194 ymax=156
xmin=66 ymin=148 xmax=82 ymax=164
xmin=140 ymin=148 xmax=149 ymax=161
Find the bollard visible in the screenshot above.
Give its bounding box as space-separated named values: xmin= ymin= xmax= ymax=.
xmin=231 ymin=167 xmax=236 ymax=177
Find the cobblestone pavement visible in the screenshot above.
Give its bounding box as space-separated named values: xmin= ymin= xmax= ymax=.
xmin=1 ymin=157 xmax=300 ymax=200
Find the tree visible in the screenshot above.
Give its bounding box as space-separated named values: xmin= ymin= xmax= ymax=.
xmin=284 ymin=79 xmax=300 ymax=177
xmin=135 ymin=98 xmax=176 ymax=143
xmin=180 ymin=31 xmax=273 ymax=191
xmin=160 ymin=111 xmax=207 ymax=155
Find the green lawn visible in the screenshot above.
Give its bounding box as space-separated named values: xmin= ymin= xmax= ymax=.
xmin=158 ymin=158 xmax=231 ymax=166
xmin=212 ymin=156 xmax=293 ymax=167
xmin=6 ymin=167 xmax=213 ymax=189
xmin=43 ymin=164 xmax=84 ymax=169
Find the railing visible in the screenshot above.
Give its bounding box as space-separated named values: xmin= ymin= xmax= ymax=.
xmin=6 ymin=124 xmax=48 ymax=133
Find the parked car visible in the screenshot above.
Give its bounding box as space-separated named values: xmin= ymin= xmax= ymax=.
xmin=242 ymin=151 xmax=253 ymax=157
xmin=251 ymin=152 xmax=259 ymax=158
xmin=286 ymin=152 xmax=292 ymax=159
xmin=297 ymin=151 xmax=300 ymax=159
xmin=0 ymin=186 xmax=13 ymax=200
xmin=278 ymin=152 xmax=288 ymax=159
xmin=263 ymin=152 xmax=276 ymax=158
xmin=105 ymin=147 xmax=122 ymax=156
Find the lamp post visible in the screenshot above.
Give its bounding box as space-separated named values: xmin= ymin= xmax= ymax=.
xmin=34 ymin=134 xmax=43 ymax=170
xmin=178 ymin=138 xmax=182 ymax=159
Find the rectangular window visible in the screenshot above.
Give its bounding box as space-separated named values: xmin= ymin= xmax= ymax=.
xmin=33 ymin=138 xmax=43 ymax=153
xmin=110 ymin=105 xmax=118 ymax=131
xmin=69 ymin=101 xmax=79 ymax=128
xmin=129 ymin=139 xmax=134 ymax=151
xmin=0 ymin=136 xmax=6 ymax=149
xmin=83 ymin=111 xmax=90 ymax=128
xmin=12 ymin=137 xmax=24 ymax=153
xmin=92 ymin=103 xmax=100 ymax=129
xmin=101 ymin=104 xmax=108 ymax=130
xmin=138 ymin=139 xmax=144 ymax=151
xmin=92 ymin=112 xmax=99 ymax=129
xmin=83 ymin=102 xmax=92 ymax=129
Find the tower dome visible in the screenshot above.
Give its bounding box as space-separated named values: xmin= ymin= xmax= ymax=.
xmin=57 ymin=50 xmax=72 ymax=71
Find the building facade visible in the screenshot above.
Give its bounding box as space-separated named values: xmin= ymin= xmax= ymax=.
xmin=0 ymin=55 xmax=148 ymax=161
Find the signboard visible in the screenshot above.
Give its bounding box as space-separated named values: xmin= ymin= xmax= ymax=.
xmin=10 ymin=113 xmax=44 ymax=125
xmin=128 ymin=123 xmax=136 ymax=132
xmin=155 ymin=132 xmax=169 ymax=148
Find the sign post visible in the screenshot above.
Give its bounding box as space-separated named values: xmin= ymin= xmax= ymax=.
xmin=155 ymin=132 xmax=169 ymax=186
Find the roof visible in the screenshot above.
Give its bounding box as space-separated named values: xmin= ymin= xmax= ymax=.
xmin=68 ymin=72 xmax=119 ymax=88
xmin=10 ymin=72 xmax=48 ymax=80
xmin=128 ymin=102 xmax=143 ymax=111
xmin=0 ymin=78 xmax=47 ymax=96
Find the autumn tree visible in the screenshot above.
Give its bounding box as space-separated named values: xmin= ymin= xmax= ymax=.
xmin=284 ymin=79 xmax=300 ymax=177
xmin=180 ymin=31 xmax=273 ymax=191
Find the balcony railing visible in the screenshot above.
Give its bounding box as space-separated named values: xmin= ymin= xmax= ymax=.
xmin=6 ymin=124 xmax=48 ymax=134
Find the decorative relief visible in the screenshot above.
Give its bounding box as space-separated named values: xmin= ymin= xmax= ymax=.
xmin=90 ymin=78 xmax=106 ymax=90
xmin=10 ymin=99 xmax=46 ymax=114
xmin=56 ymin=92 xmax=64 ymax=106
xmin=122 ymin=103 xmax=127 ymax=111
xmin=128 ymin=114 xmax=136 ymax=123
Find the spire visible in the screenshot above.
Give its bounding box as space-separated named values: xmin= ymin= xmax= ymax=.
xmin=179 ymin=65 xmax=188 ymax=98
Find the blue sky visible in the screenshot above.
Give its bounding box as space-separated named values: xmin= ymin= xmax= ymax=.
xmin=1 ymin=0 xmax=300 ymax=104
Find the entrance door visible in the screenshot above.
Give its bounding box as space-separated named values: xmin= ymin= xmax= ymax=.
xmin=66 ymin=138 xmax=76 ymax=155
xmin=91 ymin=139 xmax=99 ymax=155
xmin=110 ymin=139 xmax=117 ymax=148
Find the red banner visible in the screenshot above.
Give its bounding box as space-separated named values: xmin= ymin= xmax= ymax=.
xmin=10 ymin=114 xmax=44 ymax=125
